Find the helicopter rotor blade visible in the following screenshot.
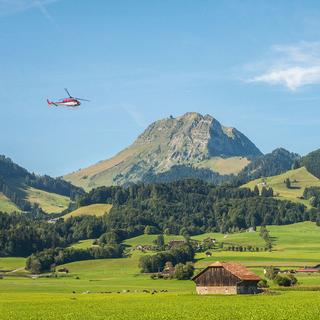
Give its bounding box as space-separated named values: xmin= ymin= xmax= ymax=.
xmin=64 ymin=88 xmax=72 ymax=98
xmin=75 ymin=97 xmax=90 ymax=101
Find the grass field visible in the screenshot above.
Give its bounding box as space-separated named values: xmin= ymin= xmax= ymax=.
xmin=0 ymin=257 xmax=26 ymax=271
xmin=197 ymin=156 xmax=250 ymax=175
xmin=0 ymin=193 xmax=20 ymax=213
xmin=63 ymin=204 xmax=113 ymax=220
xmin=1 ymin=222 xmax=320 ymax=319
xmin=70 ymin=239 xmax=97 ymax=249
xmin=1 ymin=291 xmax=320 ymax=320
xmin=26 ymin=187 xmax=70 ymax=214
xmin=243 ymin=167 xmax=320 ymax=206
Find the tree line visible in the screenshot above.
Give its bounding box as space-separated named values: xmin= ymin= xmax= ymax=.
xmin=97 ymin=180 xmax=311 ymax=236
xmin=26 ymin=245 xmax=123 ymax=273
xmin=0 ymin=213 xmax=106 ymax=257
xmin=304 ymin=187 xmax=320 ymax=220
xmin=139 ymin=243 xmax=195 ymax=273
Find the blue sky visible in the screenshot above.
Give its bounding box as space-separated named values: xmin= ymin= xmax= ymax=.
xmin=1 ymin=0 xmax=320 ymax=176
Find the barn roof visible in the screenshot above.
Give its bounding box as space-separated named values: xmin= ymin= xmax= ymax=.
xmin=192 ymin=261 xmax=261 ymax=281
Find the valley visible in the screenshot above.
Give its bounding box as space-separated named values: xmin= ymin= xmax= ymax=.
xmin=3 ymin=1 xmax=320 ymax=318
xmin=1 ymin=114 xmax=320 ymax=320
xmin=1 ymin=222 xmax=320 ymax=319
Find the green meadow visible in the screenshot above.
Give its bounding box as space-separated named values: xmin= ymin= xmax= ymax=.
xmin=1 ymin=291 xmax=320 ymax=320
xmin=1 ymin=221 xmax=320 ymax=319
xmin=243 ymin=167 xmax=320 ymax=207
xmin=0 ymin=193 xmax=19 ymax=213
xmin=63 ymin=203 xmax=113 ymax=220
xmin=26 ymin=187 xmax=70 ymax=214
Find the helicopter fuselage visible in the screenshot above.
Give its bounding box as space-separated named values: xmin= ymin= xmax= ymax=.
xmin=47 ymin=89 xmax=88 ymax=108
xmin=47 ymin=98 xmax=81 ymax=107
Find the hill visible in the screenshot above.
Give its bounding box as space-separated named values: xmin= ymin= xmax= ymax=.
xmin=237 ymin=148 xmax=300 ymax=184
xmin=25 ymin=187 xmax=70 ymax=214
xmin=301 ymin=149 xmax=320 ymax=179
xmin=0 ymin=155 xmax=84 ymax=214
xmin=63 ymin=203 xmax=112 ymax=220
xmin=0 ymin=193 xmax=20 ymax=213
xmin=65 ymin=112 xmax=262 ymax=190
xmin=243 ymin=167 xmax=320 ymax=207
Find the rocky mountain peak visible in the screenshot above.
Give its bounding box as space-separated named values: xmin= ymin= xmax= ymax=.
xmin=65 ymin=112 xmax=262 ymax=189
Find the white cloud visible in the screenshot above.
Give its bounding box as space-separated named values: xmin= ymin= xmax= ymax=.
xmin=249 ymin=42 xmax=320 ymax=90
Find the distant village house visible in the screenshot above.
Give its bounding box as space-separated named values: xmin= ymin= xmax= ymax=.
xmin=168 ymin=240 xmax=186 ymax=249
xmin=161 ymin=262 xmax=175 ymax=276
xmin=295 ymin=264 xmax=320 ymax=273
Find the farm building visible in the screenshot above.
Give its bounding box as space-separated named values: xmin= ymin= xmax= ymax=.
xmin=192 ymin=261 xmax=261 ymax=295
xmin=296 ymin=268 xmax=319 ymax=273
xmin=296 ymin=264 xmax=320 ymax=273
xmin=168 ymin=240 xmax=186 ymax=249
xmin=161 ymin=262 xmax=175 ymax=276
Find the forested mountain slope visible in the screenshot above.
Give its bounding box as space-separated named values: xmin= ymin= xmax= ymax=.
xmin=0 ymin=155 xmax=84 ymax=213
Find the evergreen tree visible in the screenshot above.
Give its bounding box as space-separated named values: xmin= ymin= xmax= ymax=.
xmin=253 ymin=185 xmax=260 ymax=196
xmin=285 ymin=178 xmax=291 ymax=189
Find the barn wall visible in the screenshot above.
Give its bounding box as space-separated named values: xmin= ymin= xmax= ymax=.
xmin=237 ymin=282 xmax=259 ymax=294
xmin=194 ymin=267 xmax=239 ymax=286
xmin=196 ymin=286 xmax=237 ymax=295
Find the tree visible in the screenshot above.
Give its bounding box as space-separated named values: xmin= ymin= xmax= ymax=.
xmin=261 ymin=186 xmax=268 ymax=197
xmin=264 ymin=267 xmax=278 ymax=280
xmin=29 ymin=258 xmax=41 ymax=274
xmin=98 ymin=231 xmax=120 ymax=245
xmin=292 ymin=159 xmax=300 ymax=170
xmin=258 ymin=279 xmax=269 ymax=288
xmin=144 ymin=225 xmax=158 ymax=235
xmin=174 ymin=262 xmax=194 ymax=280
xmin=179 ymin=227 xmax=189 ymax=237
xmin=274 ymin=274 xmax=297 ymax=287
xmin=316 ymin=213 xmax=320 ymax=227
xmin=154 ymin=234 xmax=165 ymax=250
xmin=285 ymin=178 xmax=291 ymax=189
xmin=253 ymin=185 xmax=260 ymax=196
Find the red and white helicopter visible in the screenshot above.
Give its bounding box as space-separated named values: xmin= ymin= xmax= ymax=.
xmin=47 ymin=88 xmax=89 ymax=107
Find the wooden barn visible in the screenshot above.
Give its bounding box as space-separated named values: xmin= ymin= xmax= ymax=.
xmin=192 ymin=261 xmax=261 ymax=295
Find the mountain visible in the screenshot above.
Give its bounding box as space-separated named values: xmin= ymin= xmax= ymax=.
xmin=65 ymin=112 xmax=262 ymax=189
xmin=301 ymin=149 xmax=320 ymax=179
xmin=236 ymin=148 xmax=301 ymax=184
xmin=0 ymin=155 xmax=83 ymax=214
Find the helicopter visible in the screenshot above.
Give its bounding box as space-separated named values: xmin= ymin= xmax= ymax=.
xmin=47 ymin=89 xmax=89 ymax=107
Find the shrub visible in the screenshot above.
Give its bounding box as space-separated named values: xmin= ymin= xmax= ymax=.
xmin=274 ymin=274 xmax=297 ymax=287
xmin=144 ymin=225 xmax=159 ymax=235
xmin=257 ymin=279 xmax=269 ymax=288
xmin=265 ymin=267 xmax=278 ymax=280
xmin=174 ymin=262 xmax=194 ymax=280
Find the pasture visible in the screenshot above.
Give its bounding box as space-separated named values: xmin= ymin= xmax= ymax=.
xmin=1 ymin=221 xmax=320 ymax=319
xmin=243 ymin=167 xmax=320 ymax=207
xmin=1 ymin=291 xmax=320 ymax=320
xmin=0 ymin=193 xmax=19 ymax=213
xmin=26 ymin=187 xmax=70 ymax=214
xmin=197 ymin=156 xmax=250 ymax=174
xmin=63 ymin=203 xmax=112 ymax=220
